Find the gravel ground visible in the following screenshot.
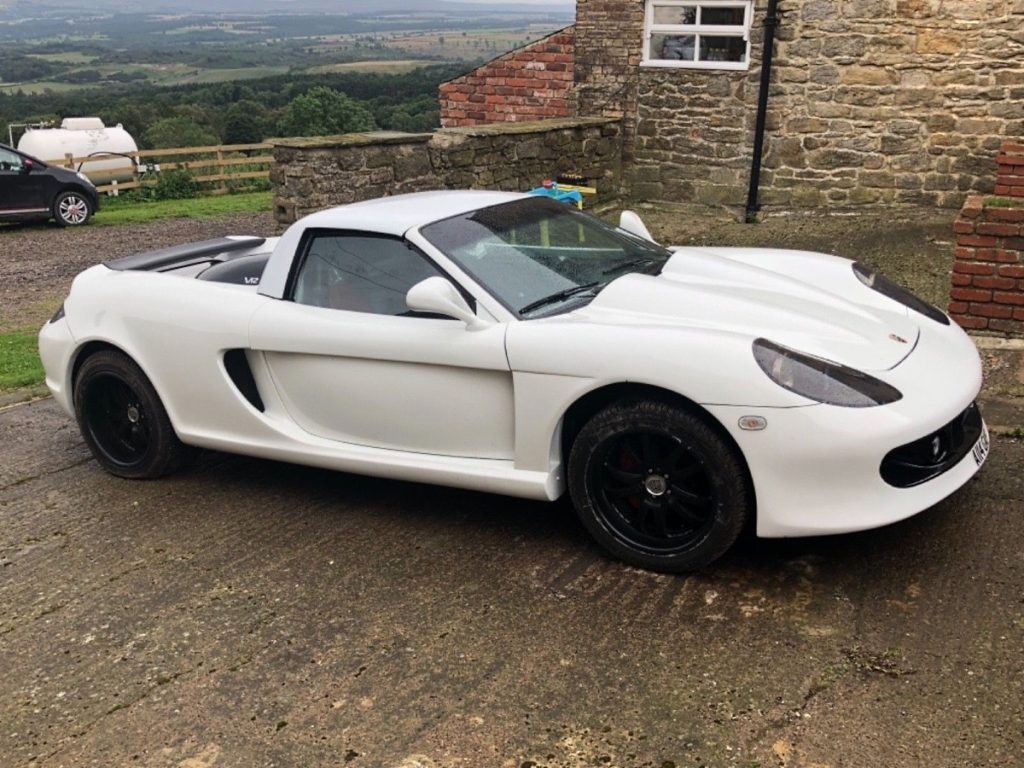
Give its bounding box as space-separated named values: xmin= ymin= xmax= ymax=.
xmin=0 ymin=213 xmax=275 ymax=333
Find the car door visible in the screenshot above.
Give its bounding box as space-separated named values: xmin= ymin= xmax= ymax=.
xmin=249 ymin=229 xmax=515 ymax=460
xmin=0 ymin=147 xmax=48 ymax=216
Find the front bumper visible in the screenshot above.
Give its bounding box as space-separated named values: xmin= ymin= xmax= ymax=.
xmin=38 ymin=315 xmax=77 ymax=417
xmin=706 ymin=316 xmax=986 ymax=538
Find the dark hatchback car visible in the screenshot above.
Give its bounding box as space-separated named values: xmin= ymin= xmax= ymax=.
xmin=0 ymin=143 xmax=100 ymax=227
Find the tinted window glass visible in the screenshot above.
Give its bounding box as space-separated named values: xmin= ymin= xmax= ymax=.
xmin=421 ymin=198 xmax=671 ymax=317
xmin=292 ymin=233 xmax=443 ymax=316
xmin=700 ymin=35 xmax=746 ymax=62
xmin=0 ymin=148 xmax=24 ymax=172
xmin=700 ymin=6 xmax=746 ymax=25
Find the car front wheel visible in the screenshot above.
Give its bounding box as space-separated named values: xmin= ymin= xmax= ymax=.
xmin=53 ymin=190 xmax=93 ymax=227
xmin=73 ymin=350 xmax=196 ymax=479
xmin=568 ymin=400 xmax=751 ymax=572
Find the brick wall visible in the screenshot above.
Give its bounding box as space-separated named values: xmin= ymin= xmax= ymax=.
xmin=996 ymin=142 xmax=1024 ymax=199
xmin=438 ymin=28 xmax=575 ymax=128
xmin=949 ymin=150 xmax=1024 ymax=335
xmin=270 ymin=118 xmax=622 ymax=226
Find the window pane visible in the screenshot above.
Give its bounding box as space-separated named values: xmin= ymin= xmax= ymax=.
xmin=294 ymin=234 xmax=442 ymax=316
xmin=651 ymin=33 xmax=696 ymax=61
xmin=699 ymin=35 xmax=746 ymax=62
xmin=0 ymin=149 xmax=23 ymax=171
xmin=653 ymin=5 xmax=697 ymax=24
xmin=700 ymin=5 xmax=746 ymax=25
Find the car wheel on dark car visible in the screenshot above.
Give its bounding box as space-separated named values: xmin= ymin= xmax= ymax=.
xmin=53 ymin=189 xmax=93 ymax=227
xmin=568 ymin=400 xmax=751 ymax=572
xmin=73 ymin=350 xmax=196 ymax=479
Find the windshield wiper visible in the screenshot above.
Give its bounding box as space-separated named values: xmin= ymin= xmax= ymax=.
xmin=519 ymin=282 xmax=601 ymax=315
xmin=601 ymin=257 xmax=658 ymax=276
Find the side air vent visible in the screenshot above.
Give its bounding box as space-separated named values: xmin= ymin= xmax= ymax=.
xmin=224 ymin=349 xmax=265 ymax=412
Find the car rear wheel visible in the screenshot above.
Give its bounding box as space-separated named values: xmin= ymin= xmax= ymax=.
xmin=53 ymin=190 xmax=93 ymax=227
xmin=73 ymin=350 xmax=196 ymax=479
xmin=568 ymin=400 xmax=750 ymax=572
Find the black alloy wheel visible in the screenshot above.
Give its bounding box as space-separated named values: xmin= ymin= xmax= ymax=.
xmin=594 ymin=430 xmax=718 ymax=554
xmin=81 ymin=373 xmax=151 ymax=467
xmin=568 ymin=400 xmax=750 ymax=572
xmin=73 ymin=350 xmax=196 ymax=479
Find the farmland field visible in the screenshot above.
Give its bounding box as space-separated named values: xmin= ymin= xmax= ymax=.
xmin=0 ymin=3 xmax=572 ymax=153
xmin=307 ymin=59 xmax=435 ymax=75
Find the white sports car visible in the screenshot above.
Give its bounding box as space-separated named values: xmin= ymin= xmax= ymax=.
xmin=39 ymin=191 xmax=989 ymax=571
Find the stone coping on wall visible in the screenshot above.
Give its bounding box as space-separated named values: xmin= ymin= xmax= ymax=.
xmin=271 ymin=131 xmax=434 ymax=150
xmin=437 ymin=117 xmax=615 ymax=137
xmin=271 ymin=118 xmax=618 ymax=151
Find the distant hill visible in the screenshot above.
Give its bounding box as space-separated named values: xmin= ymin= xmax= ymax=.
xmin=23 ymin=0 xmax=574 ymax=14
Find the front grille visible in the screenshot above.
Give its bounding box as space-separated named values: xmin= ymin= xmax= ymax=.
xmin=880 ymin=402 xmax=984 ymax=488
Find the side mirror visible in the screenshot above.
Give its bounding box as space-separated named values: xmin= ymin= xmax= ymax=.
xmin=406 ymin=277 xmax=490 ymax=331
xmin=20 ymin=159 xmax=33 ymax=175
xmin=619 ymin=210 xmax=655 ymax=243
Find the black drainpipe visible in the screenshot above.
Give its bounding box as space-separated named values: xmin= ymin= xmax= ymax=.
xmin=744 ymin=0 xmax=781 ymax=224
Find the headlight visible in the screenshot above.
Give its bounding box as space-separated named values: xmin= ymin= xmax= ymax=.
xmin=76 ymin=171 xmax=95 ymax=187
xmin=753 ymin=339 xmax=902 ymax=408
xmin=853 ymin=262 xmax=949 ymax=325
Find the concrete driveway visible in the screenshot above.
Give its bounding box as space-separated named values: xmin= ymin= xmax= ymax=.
xmin=2 ymin=396 xmax=1021 ymax=768
xmin=2 ymin=209 xmax=1022 ymax=767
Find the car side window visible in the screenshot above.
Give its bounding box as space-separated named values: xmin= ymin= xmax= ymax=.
xmin=291 ymin=232 xmax=446 ymax=317
xmin=0 ymin=149 xmax=23 ymax=173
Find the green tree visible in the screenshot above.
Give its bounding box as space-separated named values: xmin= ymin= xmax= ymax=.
xmin=222 ymin=100 xmax=267 ymax=145
xmin=141 ymin=117 xmax=219 ymax=150
xmin=276 ymin=86 xmax=376 ymax=138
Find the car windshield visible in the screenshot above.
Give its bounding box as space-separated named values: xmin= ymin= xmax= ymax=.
xmin=419 ymin=197 xmax=672 ymax=317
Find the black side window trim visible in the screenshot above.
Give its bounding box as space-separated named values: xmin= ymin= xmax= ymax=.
xmin=283 ymin=228 xmax=476 ymax=314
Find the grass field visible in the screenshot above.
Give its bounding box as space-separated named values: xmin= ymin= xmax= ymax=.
xmin=307 ymin=59 xmax=433 ymax=75
xmin=0 ymin=63 xmax=291 ymax=93
xmin=94 ymin=191 xmax=272 ymax=227
xmin=309 ymin=25 xmax=550 ymax=59
xmin=0 ymin=332 xmax=44 ymax=391
xmin=0 ymin=80 xmax=86 ymax=94
xmin=27 ymin=51 xmax=99 ymax=63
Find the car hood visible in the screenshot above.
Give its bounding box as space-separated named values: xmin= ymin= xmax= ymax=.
xmin=570 ymin=247 xmax=920 ymax=372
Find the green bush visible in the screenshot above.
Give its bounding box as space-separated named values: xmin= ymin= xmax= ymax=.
xmin=151 ymin=169 xmax=198 ymax=200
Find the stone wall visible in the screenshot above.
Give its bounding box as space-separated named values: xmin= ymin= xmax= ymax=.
xmin=573 ymin=0 xmax=1024 ymax=208
xmin=270 ymin=119 xmax=622 ymax=225
xmin=439 ymin=28 xmax=575 ymax=128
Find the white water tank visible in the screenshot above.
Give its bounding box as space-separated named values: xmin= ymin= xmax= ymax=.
xmin=18 ymin=118 xmax=138 ymax=184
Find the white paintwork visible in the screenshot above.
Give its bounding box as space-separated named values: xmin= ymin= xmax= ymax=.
xmin=249 ymin=300 xmax=514 ymax=460
xmin=406 ymin=276 xmax=492 ymax=330
xmin=19 ymin=118 xmax=138 ymax=184
xmin=39 ymin=191 xmax=986 ymax=540
xmin=619 ymin=210 xmax=656 ymax=242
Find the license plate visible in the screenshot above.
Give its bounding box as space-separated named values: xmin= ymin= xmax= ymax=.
xmin=972 ymin=422 xmax=990 ymax=467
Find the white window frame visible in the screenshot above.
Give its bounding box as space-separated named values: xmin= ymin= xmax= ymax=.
xmin=642 ymin=0 xmax=754 ymax=71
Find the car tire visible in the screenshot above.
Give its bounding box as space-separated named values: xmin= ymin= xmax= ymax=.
xmin=52 ymin=190 xmax=93 ymax=227
xmin=73 ymin=350 xmax=197 ymax=479
xmin=568 ymin=400 xmax=750 ymax=572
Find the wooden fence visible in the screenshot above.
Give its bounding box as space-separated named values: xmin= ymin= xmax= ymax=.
xmin=43 ymin=142 xmax=274 ymax=195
